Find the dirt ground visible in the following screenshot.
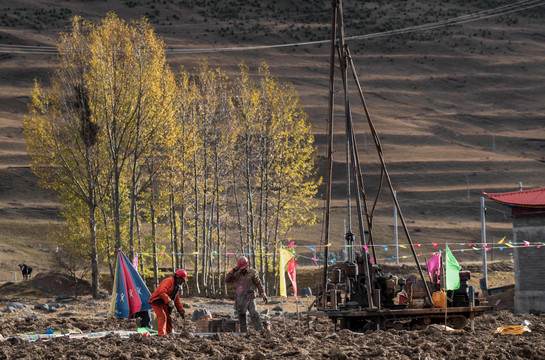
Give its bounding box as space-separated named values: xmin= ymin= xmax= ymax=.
xmin=0 ymin=272 xmax=543 ymax=360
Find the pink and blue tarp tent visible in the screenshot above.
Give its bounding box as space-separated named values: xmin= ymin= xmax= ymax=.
xmin=109 ymin=249 xmax=152 ymax=318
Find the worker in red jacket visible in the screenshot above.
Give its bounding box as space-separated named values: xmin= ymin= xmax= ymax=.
xmin=149 ymin=269 xmax=187 ymax=336
xmin=226 ymin=256 xmax=268 ymax=332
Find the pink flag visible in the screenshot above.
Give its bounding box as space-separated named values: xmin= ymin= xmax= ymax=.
xmin=524 ymin=241 xmax=530 ymax=247
xmin=287 ymin=258 xmax=298 ymax=302
xmin=426 ymin=253 xmax=441 ymax=283
xmin=311 ymin=257 xmax=319 ymax=262
xmin=362 ymin=245 xmax=368 ymax=252
xmin=432 ymin=243 xmax=439 ymax=247
xmin=286 ymin=241 xmax=295 ymax=247
xmin=226 ymin=252 xmax=234 ymax=255
xmin=414 ymin=244 xmax=421 ymax=248
xmin=132 ymin=254 xmax=138 ymax=271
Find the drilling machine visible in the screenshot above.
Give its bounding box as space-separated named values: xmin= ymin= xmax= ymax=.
xmin=312 ymin=0 xmax=491 ymax=331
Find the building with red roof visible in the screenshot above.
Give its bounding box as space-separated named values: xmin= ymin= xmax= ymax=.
xmin=484 ymin=187 xmax=545 ymax=314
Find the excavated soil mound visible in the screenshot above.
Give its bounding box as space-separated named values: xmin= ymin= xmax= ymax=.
xmin=0 ymin=272 xmax=92 ymax=298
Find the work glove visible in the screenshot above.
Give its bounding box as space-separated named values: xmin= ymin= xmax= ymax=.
xmin=178 ymin=309 xmax=186 ymax=320
xmin=261 ymin=293 xmax=268 ymax=304
xmin=167 ymin=300 xmax=175 ymax=308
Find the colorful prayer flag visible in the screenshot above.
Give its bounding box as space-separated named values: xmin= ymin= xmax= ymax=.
xmin=445 ymin=245 xmax=461 ymax=291
xmin=427 ymin=253 xmax=441 ymax=284
xmin=287 ymin=258 xmax=298 ymax=301
xmin=132 ymin=254 xmax=138 ymax=270
xmin=278 ymin=248 xmax=294 ymax=297
xmin=110 ymin=250 xmax=152 ymax=318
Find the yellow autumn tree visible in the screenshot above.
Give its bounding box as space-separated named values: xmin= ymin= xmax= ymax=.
xmin=230 ymin=62 xmax=320 ymax=293
xmin=24 ymin=17 xmax=109 ymax=298
xmin=24 ymin=13 xmax=178 ymax=296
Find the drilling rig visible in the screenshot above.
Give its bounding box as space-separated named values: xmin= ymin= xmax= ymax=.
xmin=313 ymin=0 xmax=492 ymax=331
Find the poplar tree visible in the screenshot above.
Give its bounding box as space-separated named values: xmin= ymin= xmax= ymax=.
xmin=24 ymin=17 xmax=108 ymax=298
xmin=24 ymin=13 xmax=178 ymax=295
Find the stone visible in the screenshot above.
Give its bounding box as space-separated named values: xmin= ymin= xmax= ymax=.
xmin=34 ymin=304 xmax=49 ymax=311
xmin=59 ymin=311 xmax=78 ymax=317
xmin=191 ymin=308 xmax=212 ymax=322
xmin=301 ymin=287 xmax=312 ymax=297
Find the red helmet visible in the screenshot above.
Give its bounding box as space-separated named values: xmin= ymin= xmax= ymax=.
xmin=175 ymin=269 xmax=187 ymax=281
xmin=237 ymin=256 xmax=249 ymax=269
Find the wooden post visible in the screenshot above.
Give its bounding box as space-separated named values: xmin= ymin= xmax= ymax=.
xmin=281 ymin=298 xmax=286 ymax=330
xmin=295 ymin=299 xmax=301 ymax=328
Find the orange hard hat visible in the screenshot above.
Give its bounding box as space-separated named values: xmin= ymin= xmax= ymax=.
xmin=237 ymin=256 xmax=249 ymax=269
xmin=175 ymin=269 xmax=187 ymax=280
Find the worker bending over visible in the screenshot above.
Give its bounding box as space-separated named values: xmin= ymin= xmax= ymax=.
xmin=149 ymin=269 xmax=187 ymax=336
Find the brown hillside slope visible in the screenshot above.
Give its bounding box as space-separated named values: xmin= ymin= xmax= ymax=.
xmin=0 ymin=0 xmax=544 ymax=283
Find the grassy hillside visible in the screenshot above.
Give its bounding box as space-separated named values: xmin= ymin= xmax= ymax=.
xmin=0 ymin=0 xmax=544 ymax=283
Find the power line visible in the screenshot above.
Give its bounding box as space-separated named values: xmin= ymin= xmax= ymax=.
xmin=0 ymin=0 xmax=543 ymax=55
xmin=167 ymin=0 xmax=545 ymax=54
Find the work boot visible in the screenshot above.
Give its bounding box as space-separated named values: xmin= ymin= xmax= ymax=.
xmin=238 ymin=313 xmax=248 ymax=332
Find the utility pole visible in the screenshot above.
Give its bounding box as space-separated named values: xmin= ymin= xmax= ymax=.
xmin=394 ymin=190 xmax=399 ymax=264
xmin=480 ymin=196 xmax=488 ymax=292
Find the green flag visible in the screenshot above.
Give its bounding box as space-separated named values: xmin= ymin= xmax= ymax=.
xmin=445 ymin=245 xmax=462 ymax=290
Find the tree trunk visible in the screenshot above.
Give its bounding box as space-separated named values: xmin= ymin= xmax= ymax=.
xmin=88 ymin=202 xmax=100 ymax=299
xmin=193 ymin=152 xmax=200 ymax=295
xmin=151 ymin=202 xmax=158 ymax=288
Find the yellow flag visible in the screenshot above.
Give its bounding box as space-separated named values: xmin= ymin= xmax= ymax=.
xmin=506 ymin=243 xmax=514 ymax=248
xmin=279 ymin=248 xmax=294 ymax=297
xmin=399 ymin=245 xmax=407 ymax=249
xmin=498 ymin=236 xmax=506 ymax=244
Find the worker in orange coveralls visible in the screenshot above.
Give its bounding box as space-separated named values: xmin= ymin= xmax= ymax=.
xmin=226 ymin=256 xmax=268 ymax=332
xmin=149 ymin=269 xmax=187 ymax=336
